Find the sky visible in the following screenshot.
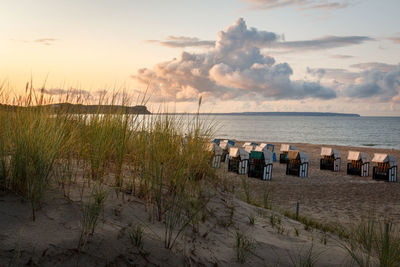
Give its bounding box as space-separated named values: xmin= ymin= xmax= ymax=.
xmin=1 ymin=0 xmax=400 ymax=115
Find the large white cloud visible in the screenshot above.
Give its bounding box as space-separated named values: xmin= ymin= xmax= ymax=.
xmin=133 ymin=18 xmax=337 ymax=102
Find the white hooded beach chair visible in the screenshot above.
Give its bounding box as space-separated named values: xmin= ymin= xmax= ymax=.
xmin=227 ymin=147 xmax=249 ymax=175
xmin=320 ymin=147 xmax=341 ymax=172
xmin=372 ymin=153 xmax=398 ymax=182
xmin=208 ymin=143 xmax=223 ymax=168
xmin=286 ymin=150 xmax=309 ymax=177
xmin=219 ymin=140 xmax=232 ymax=163
xmin=347 ymin=151 xmax=370 ymax=177
xmin=279 ymin=144 xmax=298 ymax=163
xmin=248 ymin=145 xmax=273 ymax=180
xmin=244 ymin=145 xmax=255 ymax=154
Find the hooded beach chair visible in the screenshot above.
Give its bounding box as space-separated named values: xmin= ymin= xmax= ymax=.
xmin=248 ymin=145 xmax=273 ymax=180
xmin=279 ymin=144 xmax=298 ymax=163
xmin=219 ymin=140 xmax=234 ymax=163
xmin=372 ymin=153 xmax=398 ymax=182
xmin=227 ymin=147 xmax=249 ymax=174
xmin=320 ymin=147 xmax=341 ymax=172
xmin=347 ymin=151 xmax=370 ymax=177
xmin=207 ymin=143 xmax=223 ymax=168
xmin=285 ymin=150 xmax=309 ymax=177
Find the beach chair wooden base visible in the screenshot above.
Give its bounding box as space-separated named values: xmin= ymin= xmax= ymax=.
xmin=228 ymin=158 xmax=248 ymax=174
xmin=286 ymin=162 xmax=308 ymax=177
xmin=320 ymin=158 xmax=340 ymax=172
xmin=248 ymin=162 xmax=272 ymax=180
xmin=373 ymin=166 xmax=397 ymax=182
xmin=347 ymin=162 xmax=369 ymax=177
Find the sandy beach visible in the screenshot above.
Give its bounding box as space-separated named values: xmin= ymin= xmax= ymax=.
xmin=226 ymin=142 xmax=400 ymax=227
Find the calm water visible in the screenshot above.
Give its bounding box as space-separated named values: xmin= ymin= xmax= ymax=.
xmin=184 ymin=115 xmax=400 ymax=150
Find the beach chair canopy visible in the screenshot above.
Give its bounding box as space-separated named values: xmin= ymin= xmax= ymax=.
xmin=259 ymin=143 xmax=268 ymax=149
xmin=244 ymin=145 xmax=254 ymax=154
xmin=208 ymin=143 xmax=223 ymax=156
xmin=222 ymin=139 xmax=235 ymax=146
xmin=280 ymin=144 xmax=298 ymax=152
xmin=372 ymin=153 xmax=397 ymax=167
xmin=347 ymin=151 xmax=370 ymax=163
xmin=229 ymin=147 xmax=249 ymax=160
xmin=254 ymin=145 xmax=273 ymax=164
xmin=321 ymin=147 xmax=341 ymax=159
xmin=243 ymin=142 xmax=252 ymax=147
xmin=287 ymin=150 xmax=309 ymax=163
xmin=243 ymin=142 xmax=258 ymax=148
xmin=219 ymin=141 xmax=231 ymax=150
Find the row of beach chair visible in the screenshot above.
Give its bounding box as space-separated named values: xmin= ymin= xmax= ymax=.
xmin=208 ymin=139 xmax=398 ymax=182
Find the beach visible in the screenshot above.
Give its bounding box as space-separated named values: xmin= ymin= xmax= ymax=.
xmin=226 ymin=142 xmax=400 ymax=227
xmin=1 ymin=141 xmax=399 ymax=266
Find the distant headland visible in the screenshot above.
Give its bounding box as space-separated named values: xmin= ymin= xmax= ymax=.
xmin=0 ymin=103 xmax=151 ymax=114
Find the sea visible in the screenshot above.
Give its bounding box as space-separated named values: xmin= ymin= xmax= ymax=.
xmin=180 ymin=115 xmax=400 ymax=150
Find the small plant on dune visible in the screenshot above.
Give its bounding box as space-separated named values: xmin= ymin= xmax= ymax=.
xmin=375 ymin=222 xmax=400 ymax=267
xmin=128 ymin=224 xmax=144 ymax=250
xmin=270 ymin=214 xmax=277 ymax=228
xmin=248 ymin=215 xmax=255 ymax=225
xmin=294 ymin=227 xmax=300 ymax=237
xmin=78 ymin=186 xmax=108 ymax=249
xmin=263 ymin=183 xmax=272 ymax=209
xmin=320 ymin=230 xmax=327 ymax=245
xmin=241 ymin=176 xmax=251 ymax=204
xmin=289 ymin=243 xmax=321 ymax=267
xmin=342 ymin=218 xmax=400 ymax=267
xmin=341 ymin=217 xmax=376 ymax=267
xmin=235 ymin=231 xmax=255 ymax=264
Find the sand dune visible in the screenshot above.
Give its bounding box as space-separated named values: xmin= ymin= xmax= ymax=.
xmin=0 ymin=142 xmax=398 ymax=266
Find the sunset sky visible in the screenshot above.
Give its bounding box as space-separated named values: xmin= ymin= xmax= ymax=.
xmin=1 ymin=0 xmax=400 ymax=115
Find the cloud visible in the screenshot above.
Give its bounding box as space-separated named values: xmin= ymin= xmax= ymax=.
xmin=133 ymin=18 xmax=337 ymax=102
xmin=330 ymin=54 xmax=354 ymax=59
xmin=34 ymin=38 xmax=58 ymax=45
xmin=308 ymin=64 xmax=400 ymax=102
xmin=308 ymin=67 xmax=359 ymax=83
xmin=11 ymin=38 xmax=58 ymax=46
xmin=346 ymin=65 xmax=400 ymax=101
xmin=40 ymin=88 xmax=91 ymax=96
xmin=244 ymin=0 xmax=354 ymax=10
xmin=147 ymin=36 xmax=215 ymax=48
xmin=270 ymin=35 xmax=373 ymax=52
xmin=148 ymin=34 xmax=372 ymax=52
xmin=350 ymin=62 xmax=397 ymax=72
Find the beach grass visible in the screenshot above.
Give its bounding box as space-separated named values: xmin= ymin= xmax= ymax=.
xmin=1 ymin=85 xmax=399 ymax=265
